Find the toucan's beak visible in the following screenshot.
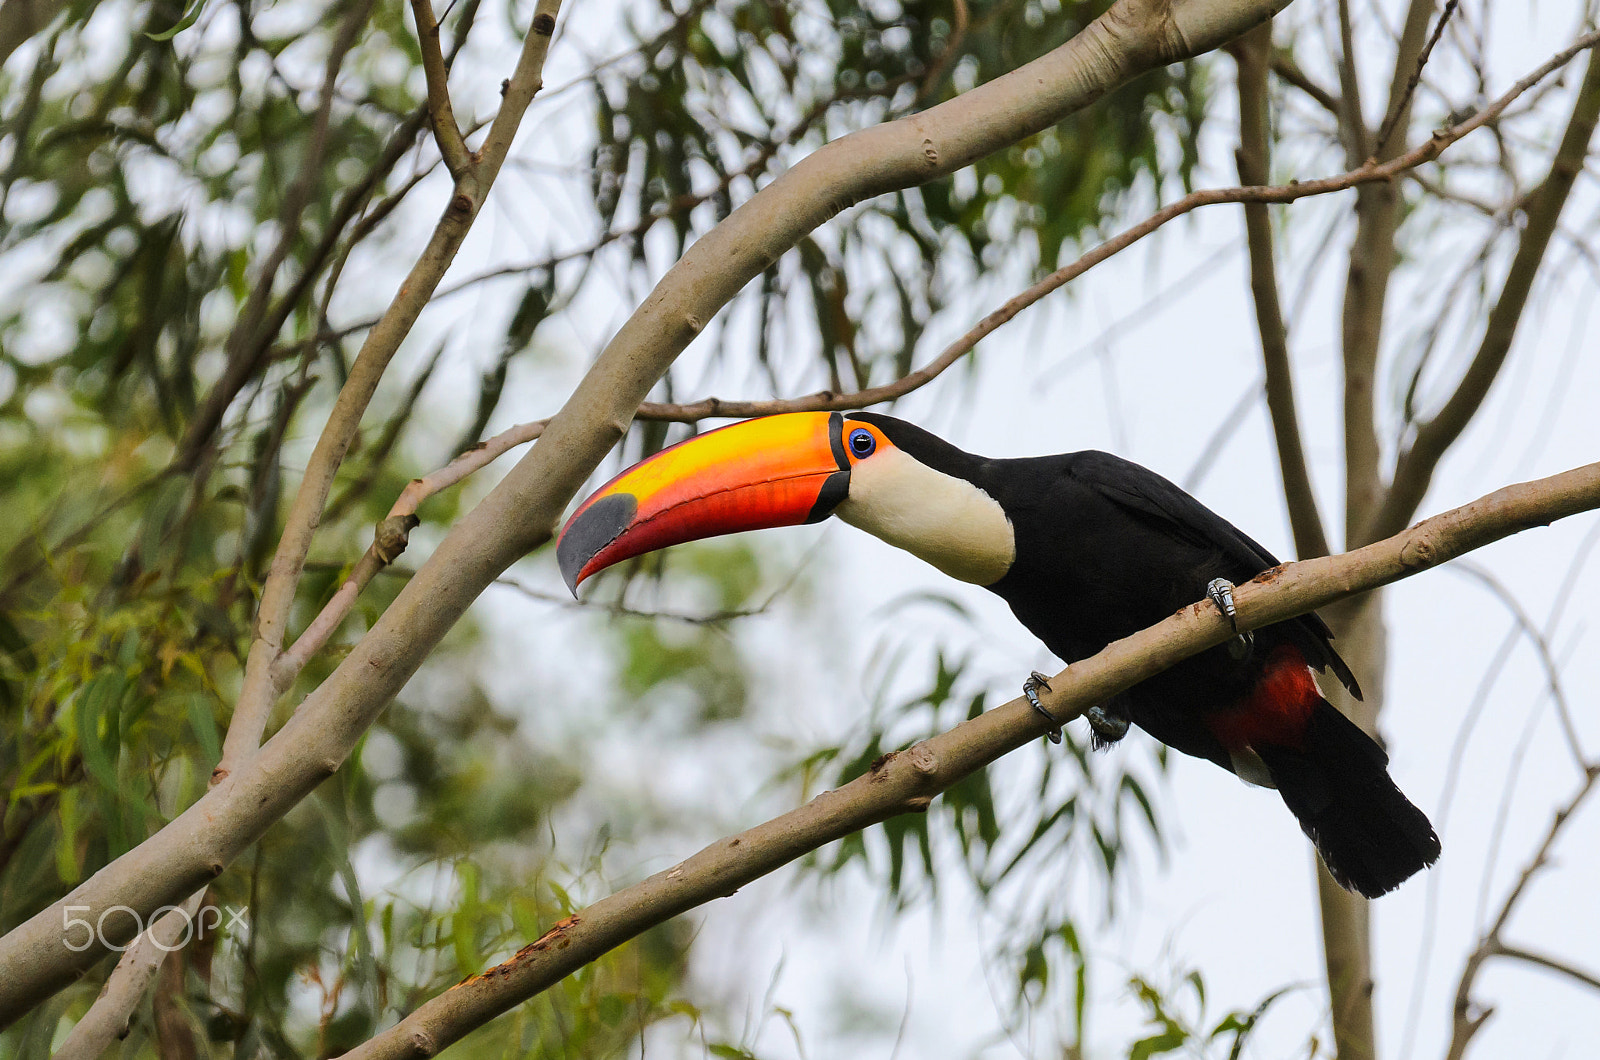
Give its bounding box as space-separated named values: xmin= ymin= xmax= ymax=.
xmin=557 ymin=412 xmax=850 ymax=593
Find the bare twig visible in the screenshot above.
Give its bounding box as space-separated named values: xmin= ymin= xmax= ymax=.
xmin=1375 ymin=0 xmax=1460 ymax=156
xmin=274 ymin=418 xmax=550 ymax=676
xmin=411 ymin=0 xmax=472 ymax=180
xmin=339 ymin=458 xmax=1600 ymax=1060
xmin=1489 ymin=944 xmax=1600 ymax=993
xmin=214 ymin=0 xmax=567 ymax=779
xmin=1444 ymin=764 xmax=1600 ymax=1060
xmin=1270 ymin=51 xmax=1341 ymax=118
xmin=622 ymin=28 xmax=1600 ymax=430
xmin=1371 ymin=48 xmax=1600 ymax=544
xmin=1449 ymin=561 xmax=1585 ymax=770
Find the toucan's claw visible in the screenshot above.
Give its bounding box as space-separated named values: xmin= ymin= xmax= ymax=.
xmin=1206 ymin=577 xmax=1255 ymax=660
xmin=1023 ymin=671 xmax=1062 ymax=744
xmin=1084 ymin=705 xmax=1130 ymax=749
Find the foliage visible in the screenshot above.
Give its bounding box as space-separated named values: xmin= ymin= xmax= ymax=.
xmin=589 ymin=0 xmax=1206 ymax=423
xmin=0 ymin=0 xmax=1215 ymax=1053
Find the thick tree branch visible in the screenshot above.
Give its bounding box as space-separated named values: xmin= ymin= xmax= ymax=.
xmin=1370 ymin=49 xmax=1600 ymax=544
xmin=1340 ymin=0 xmax=1439 ymax=547
xmin=0 ymin=0 xmax=1333 ymax=1025
xmin=1233 ymin=22 xmax=1331 ymax=560
xmin=627 ymin=28 xmax=1599 ymax=430
xmin=340 ymin=459 xmax=1600 ymax=1060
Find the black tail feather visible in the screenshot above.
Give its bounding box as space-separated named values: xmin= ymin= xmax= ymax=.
xmin=1257 ymin=699 xmax=1440 ymax=898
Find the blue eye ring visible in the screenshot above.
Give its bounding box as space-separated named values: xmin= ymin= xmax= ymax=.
xmin=848 ymin=427 xmax=876 ymax=457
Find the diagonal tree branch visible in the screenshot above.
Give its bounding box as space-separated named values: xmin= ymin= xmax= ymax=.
xmin=48 ymin=892 xmax=205 ymax=1060
xmin=0 ymin=0 xmax=1306 ymax=1023
xmin=410 ymin=0 xmax=472 ymax=181
xmin=340 ymin=458 xmax=1600 ymax=1060
xmin=1270 ymin=50 xmax=1341 ymax=119
xmin=1370 ymin=49 xmax=1600 ymax=544
xmin=625 ymin=29 xmax=1598 ymax=430
xmin=1374 ymin=0 xmax=1459 ymax=153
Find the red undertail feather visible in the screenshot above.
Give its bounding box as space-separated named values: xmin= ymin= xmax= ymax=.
xmin=1207 ymin=645 xmax=1319 ymax=751
xmin=1209 ymin=646 xmax=1441 ymax=897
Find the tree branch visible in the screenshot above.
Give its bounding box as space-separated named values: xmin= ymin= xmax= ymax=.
xmin=1340 ymin=0 xmax=1439 ymax=547
xmin=1371 ymin=48 xmax=1600 ymax=543
xmin=0 ymin=0 xmax=1349 ymax=1025
xmin=410 ymin=0 xmax=472 ymax=181
xmin=1270 ymin=50 xmax=1341 ymax=119
xmin=274 ymin=418 xmax=550 ymax=679
xmin=1374 ymin=0 xmax=1459 ymax=156
xmin=1233 ymin=22 xmax=1331 ymax=560
xmin=1489 ymin=944 xmax=1600 ymax=993
xmin=623 ymin=27 xmax=1599 ymax=431
xmin=48 ymin=892 xmax=206 ymax=1060
xmin=212 ymin=0 xmax=566 ymax=781
xmin=339 ymin=459 xmax=1600 ymax=1060
xmin=1445 ymin=763 xmax=1600 ymax=1060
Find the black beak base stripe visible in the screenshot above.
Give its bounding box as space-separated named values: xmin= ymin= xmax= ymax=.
xmin=804 ymin=412 xmax=851 ymax=524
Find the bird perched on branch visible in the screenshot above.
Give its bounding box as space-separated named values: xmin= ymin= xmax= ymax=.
xmin=557 ymin=411 xmax=1440 ymax=897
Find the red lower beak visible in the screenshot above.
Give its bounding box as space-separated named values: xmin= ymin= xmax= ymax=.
xmin=557 ymin=412 xmax=849 ymax=592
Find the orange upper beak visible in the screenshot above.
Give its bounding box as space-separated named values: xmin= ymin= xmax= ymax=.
xmin=557 ymin=412 xmax=850 ymax=593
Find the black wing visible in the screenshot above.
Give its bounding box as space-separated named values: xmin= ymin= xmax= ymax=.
xmin=1067 ymin=451 xmax=1362 ymax=700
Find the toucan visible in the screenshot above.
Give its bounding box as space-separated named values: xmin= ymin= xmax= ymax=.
xmin=556 ymin=411 xmax=1441 ymax=897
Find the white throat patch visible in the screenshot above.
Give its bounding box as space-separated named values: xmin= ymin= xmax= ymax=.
xmin=835 ymin=447 xmax=1015 ymax=586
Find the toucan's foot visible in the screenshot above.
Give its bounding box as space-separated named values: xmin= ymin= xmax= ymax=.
xmin=1023 ymin=671 xmax=1062 ymax=744
xmin=1206 ymin=577 xmax=1255 ymax=660
xmin=1084 ymin=704 xmax=1130 ymax=750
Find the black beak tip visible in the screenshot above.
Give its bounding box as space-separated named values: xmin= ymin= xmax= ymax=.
xmin=555 ymin=492 xmax=638 ymax=598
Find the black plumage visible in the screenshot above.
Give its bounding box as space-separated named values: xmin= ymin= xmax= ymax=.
xmin=854 ymin=413 xmax=1440 ymax=896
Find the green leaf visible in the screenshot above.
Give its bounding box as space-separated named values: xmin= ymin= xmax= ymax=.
xmin=187 ymin=693 xmax=221 ymax=766
xmin=74 ymin=673 xmax=125 ymax=792
xmin=1129 ymin=1025 xmax=1187 ymax=1060
xmin=146 ymin=0 xmax=207 ymax=41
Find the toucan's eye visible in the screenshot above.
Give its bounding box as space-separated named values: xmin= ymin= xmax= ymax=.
xmin=848 ymin=427 xmax=876 ymax=458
